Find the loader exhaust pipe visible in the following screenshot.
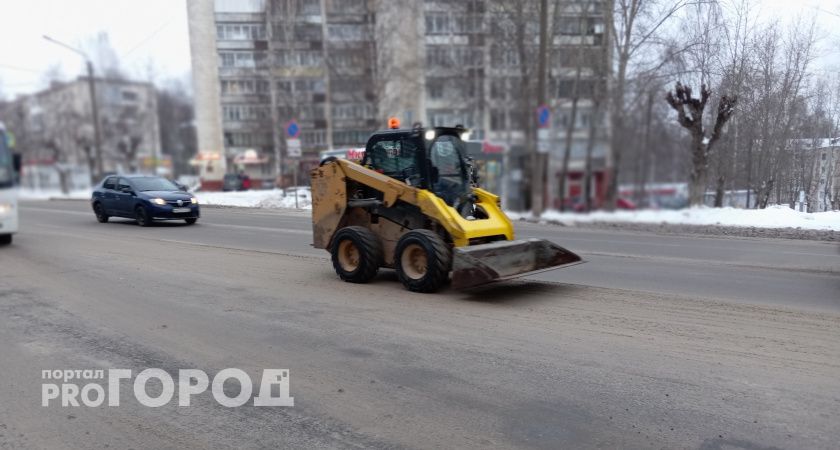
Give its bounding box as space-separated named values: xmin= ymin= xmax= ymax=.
xmin=451 ymin=239 xmax=583 ymax=290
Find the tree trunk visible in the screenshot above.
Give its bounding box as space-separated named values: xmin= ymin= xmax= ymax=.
xmin=713 ymin=174 xmax=725 ymax=207
xmin=688 ymin=136 xmax=707 ymax=206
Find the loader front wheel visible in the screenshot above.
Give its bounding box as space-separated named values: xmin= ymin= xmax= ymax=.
xmin=395 ymin=230 xmax=451 ymax=293
xmin=331 ymin=226 xmax=382 ymax=284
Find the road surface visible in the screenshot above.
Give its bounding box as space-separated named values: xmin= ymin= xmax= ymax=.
xmin=0 ymin=200 xmax=838 ymax=449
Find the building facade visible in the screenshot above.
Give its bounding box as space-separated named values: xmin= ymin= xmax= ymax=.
xmin=191 ymin=0 xmax=610 ymax=206
xmin=0 ymin=77 xmax=161 ymax=191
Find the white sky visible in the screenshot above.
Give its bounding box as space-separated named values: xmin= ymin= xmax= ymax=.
xmin=0 ymin=0 xmax=837 ymax=99
xmin=0 ymin=0 xmax=192 ymax=98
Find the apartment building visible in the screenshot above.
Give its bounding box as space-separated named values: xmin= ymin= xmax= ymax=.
xmin=190 ymin=0 xmax=610 ymax=205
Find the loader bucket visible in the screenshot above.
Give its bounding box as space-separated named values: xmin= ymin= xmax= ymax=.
xmin=451 ymin=238 xmax=583 ymax=290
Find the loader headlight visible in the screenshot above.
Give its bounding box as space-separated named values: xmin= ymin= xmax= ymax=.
xmin=424 ymin=130 xmax=436 ymax=140
xmin=151 ymin=198 xmax=166 ymax=205
xmin=460 ymin=131 xmax=471 ymax=141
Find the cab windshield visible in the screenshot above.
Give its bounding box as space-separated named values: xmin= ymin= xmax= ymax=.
xmin=0 ymin=133 xmax=13 ymax=188
xmin=428 ymin=134 xmax=469 ymax=207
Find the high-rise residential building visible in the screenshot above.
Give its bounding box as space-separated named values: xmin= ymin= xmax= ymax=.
xmin=189 ymin=0 xmax=610 ymax=208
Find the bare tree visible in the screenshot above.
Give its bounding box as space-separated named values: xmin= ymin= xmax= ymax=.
xmin=665 ymin=82 xmax=736 ymax=205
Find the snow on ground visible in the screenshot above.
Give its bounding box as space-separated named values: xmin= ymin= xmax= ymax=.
xmin=18 ymin=188 xmax=90 ymax=200
xmin=196 ymin=189 xmax=312 ymax=210
xmin=17 ymin=187 xmax=313 ymax=210
xmin=507 ymin=205 xmax=840 ymax=231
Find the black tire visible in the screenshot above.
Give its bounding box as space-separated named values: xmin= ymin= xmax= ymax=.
xmin=185 ymin=218 xmax=198 ymax=225
xmin=330 ymin=226 xmax=382 ymax=283
xmin=0 ymin=234 xmax=11 ymax=246
xmin=93 ymin=202 xmax=109 ymax=223
xmin=394 ymin=230 xmax=451 ymax=293
xmin=135 ymin=206 xmax=151 ymax=227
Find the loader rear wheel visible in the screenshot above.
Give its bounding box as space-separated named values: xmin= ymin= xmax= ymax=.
xmin=395 ymin=230 xmax=451 ymax=293
xmin=331 ymin=226 xmax=382 ymax=284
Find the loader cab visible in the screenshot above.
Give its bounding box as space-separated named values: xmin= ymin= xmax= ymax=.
xmin=362 ymin=126 xmax=471 ymax=209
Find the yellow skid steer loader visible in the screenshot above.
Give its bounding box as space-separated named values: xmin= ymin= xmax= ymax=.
xmin=310 ymin=123 xmax=583 ymax=292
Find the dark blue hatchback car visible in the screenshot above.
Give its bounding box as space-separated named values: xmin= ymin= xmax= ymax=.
xmin=91 ymin=175 xmax=200 ymax=226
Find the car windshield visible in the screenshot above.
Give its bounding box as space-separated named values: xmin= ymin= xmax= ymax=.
xmin=131 ymin=177 xmax=179 ymax=192
xmin=0 ymin=133 xmax=12 ymax=188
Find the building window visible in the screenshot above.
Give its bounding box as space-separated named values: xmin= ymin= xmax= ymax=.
xmin=332 ymin=103 xmax=374 ymax=120
xmin=217 ymin=23 xmax=266 ymax=40
xmin=219 ymin=51 xmax=266 ymax=68
xmin=427 ymin=110 xmax=474 ymax=128
xmin=426 ymin=47 xmax=482 ymax=68
xmin=222 ymin=79 xmax=270 ymax=95
xmin=333 ymin=130 xmax=369 ymax=145
xmin=330 ymin=0 xmax=366 ymax=13
xmin=121 ymin=90 xmax=138 ymax=101
xmin=425 ymin=14 xmax=479 ymax=35
xmin=222 ymin=105 xmax=269 ymax=122
xmin=426 ymin=80 xmax=444 ymax=99
xmin=327 ymin=24 xmax=368 ymax=41
xmin=490 ymin=109 xmax=506 ymax=130
xmin=301 ymin=130 xmax=326 ymax=147
xmin=276 ymin=51 xmax=323 ymax=68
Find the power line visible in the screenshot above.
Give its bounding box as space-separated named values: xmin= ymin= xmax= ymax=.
xmin=809 ymin=5 xmax=840 ymax=19
xmin=123 ymin=19 xmax=172 ymax=60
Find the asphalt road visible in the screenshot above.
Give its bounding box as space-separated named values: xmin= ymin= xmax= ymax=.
xmin=1 ymin=200 xmax=838 ymax=449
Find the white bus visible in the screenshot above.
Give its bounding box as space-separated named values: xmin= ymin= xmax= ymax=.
xmin=0 ymin=122 xmax=19 ymax=245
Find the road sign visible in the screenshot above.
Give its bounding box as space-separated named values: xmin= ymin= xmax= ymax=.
xmin=536 ymin=105 xmax=550 ymax=128
xmin=286 ymin=138 xmax=302 ymax=158
xmin=285 ymin=120 xmax=300 ymax=138
xmin=537 ymin=128 xmax=550 ymax=153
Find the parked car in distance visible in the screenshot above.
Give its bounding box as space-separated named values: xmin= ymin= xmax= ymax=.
xmin=91 ymin=175 xmax=200 ymax=226
xmin=223 ymin=173 xmax=244 ymax=191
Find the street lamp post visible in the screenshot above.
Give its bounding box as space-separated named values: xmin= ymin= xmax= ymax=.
xmin=43 ymin=35 xmax=104 ymax=181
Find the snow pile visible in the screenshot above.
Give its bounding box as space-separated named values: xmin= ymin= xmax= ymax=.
xmin=197 ymin=189 xmax=312 ymax=210
xmin=18 ymin=188 xmax=90 ymax=201
xmin=508 ymin=205 xmax=840 ymax=231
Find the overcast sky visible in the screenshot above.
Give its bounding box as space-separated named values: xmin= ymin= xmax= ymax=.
xmin=0 ymin=0 xmax=838 ymax=99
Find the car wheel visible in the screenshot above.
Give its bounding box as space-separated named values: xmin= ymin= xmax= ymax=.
xmin=185 ymin=218 xmax=197 ymax=225
xmin=0 ymin=234 xmax=12 ymax=246
xmin=394 ymin=230 xmax=451 ymax=293
xmin=93 ymin=202 xmax=109 ymax=223
xmin=330 ymin=226 xmax=382 ymax=283
xmin=135 ymin=206 xmax=151 ymax=227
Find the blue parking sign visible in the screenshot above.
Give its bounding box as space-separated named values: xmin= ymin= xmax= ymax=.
xmin=286 ymin=120 xmax=300 ymax=138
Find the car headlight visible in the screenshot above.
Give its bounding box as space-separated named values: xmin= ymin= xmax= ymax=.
xmin=0 ymin=203 xmax=12 ymax=215
xmin=191 ymin=197 xmax=198 ymax=204
xmin=151 ymin=198 xmax=166 ymax=205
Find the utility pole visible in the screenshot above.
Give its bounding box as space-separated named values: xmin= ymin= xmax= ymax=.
xmin=44 ymin=36 xmax=104 ymax=182
xmin=532 ymin=0 xmax=549 ymax=216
